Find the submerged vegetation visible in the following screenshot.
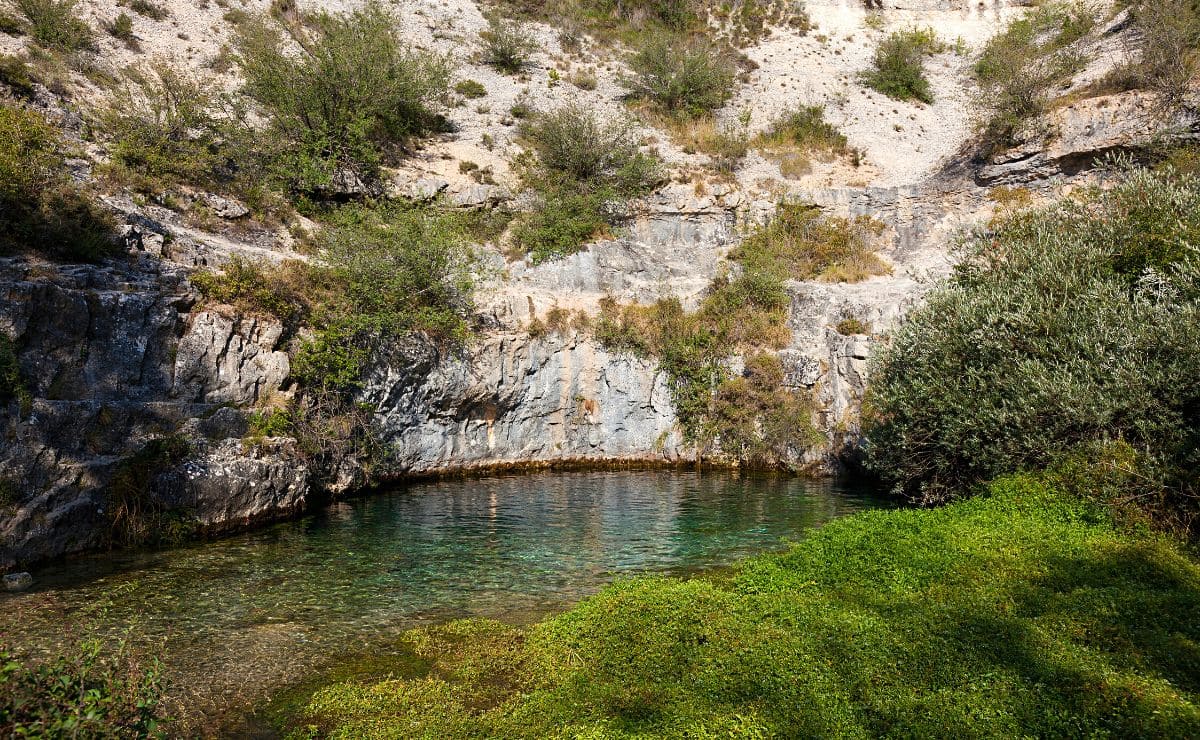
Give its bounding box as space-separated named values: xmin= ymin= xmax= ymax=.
xmin=291 ymin=475 xmax=1200 ymax=738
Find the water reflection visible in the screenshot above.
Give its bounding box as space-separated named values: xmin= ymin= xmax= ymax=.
xmin=0 ymin=469 xmax=888 ymax=727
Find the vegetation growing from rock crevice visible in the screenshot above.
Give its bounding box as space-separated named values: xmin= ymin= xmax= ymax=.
xmin=290 ymin=474 xmax=1200 ymax=738
xmin=972 ymin=1 xmax=1094 ymax=152
xmin=513 ymin=103 xmax=661 ymax=262
xmin=734 ymin=201 xmax=890 ymax=283
xmin=865 ymin=164 xmax=1200 ymax=523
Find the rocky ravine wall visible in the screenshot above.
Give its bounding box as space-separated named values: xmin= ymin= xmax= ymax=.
xmin=0 ymin=255 xmax=697 ymax=570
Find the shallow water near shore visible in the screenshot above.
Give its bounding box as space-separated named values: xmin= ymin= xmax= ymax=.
xmin=0 ymin=469 xmax=890 ymax=733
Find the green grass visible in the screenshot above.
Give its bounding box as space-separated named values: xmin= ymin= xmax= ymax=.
xmin=290 ymin=475 xmax=1200 ymax=737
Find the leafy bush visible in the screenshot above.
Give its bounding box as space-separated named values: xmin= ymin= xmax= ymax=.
xmin=0 ymin=102 xmax=115 ymax=261
xmin=513 ymin=104 xmax=661 ymax=261
xmin=104 ymin=11 xmax=135 ymax=48
xmin=295 ymin=477 xmax=1200 ymax=738
xmin=972 ymin=2 xmax=1093 ymax=150
xmin=235 ymin=0 xmax=452 ymax=195
xmin=0 ymin=333 xmax=27 ymax=409
xmin=122 ymin=0 xmax=167 ymax=21
xmin=513 ymin=187 xmax=612 ymax=264
xmin=479 ymin=15 xmax=538 ymax=74
xmin=594 ymin=266 xmax=795 ymax=454
xmin=518 ymin=104 xmax=660 ymax=194
xmin=291 ymin=203 xmax=477 ymax=391
xmin=12 ymin=0 xmax=93 ymax=51
xmin=865 ymin=164 xmax=1200 ymax=509
xmin=623 ymin=34 xmax=736 ymax=117
xmin=0 ymin=638 xmax=167 ymax=737
xmin=454 ymin=79 xmax=487 ymax=98
xmin=0 ymin=53 xmax=36 ymax=97
xmin=754 ymin=104 xmax=847 ymax=155
xmin=191 ymin=256 xmax=309 ymax=327
xmin=1124 ymin=0 xmax=1200 ymax=115
xmin=705 ymin=353 xmax=819 ymax=465
xmin=106 ymin=435 xmax=193 ymax=548
xmin=861 ymin=27 xmax=943 ymax=103
xmin=734 ymin=201 xmax=890 ymax=283
xmin=102 ymin=63 xmax=246 ymax=191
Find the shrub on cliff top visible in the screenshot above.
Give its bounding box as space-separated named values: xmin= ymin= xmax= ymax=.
xmin=865 ymin=164 xmax=1200 ymax=513
xmin=0 ymin=102 xmax=115 ymax=260
xmin=235 ymin=0 xmax=452 ymax=196
xmin=734 ymin=202 xmax=890 ymax=283
xmin=623 ymin=34 xmax=737 ymax=117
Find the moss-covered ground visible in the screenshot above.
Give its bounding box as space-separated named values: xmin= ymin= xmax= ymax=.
xmin=289 ymin=474 xmax=1200 ymax=738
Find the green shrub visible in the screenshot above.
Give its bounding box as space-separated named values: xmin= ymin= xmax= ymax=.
xmin=104 ymin=11 xmax=135 ymax=47
xmin=106 ymin=435 xmax=193 ymax=548
xmin=0 ymin=638 xmax=167 ymax=737
xmin=454 ymin=79 xmax=487 ymax=98
xmin=102 ymin=63 xmax=245 ymax=191
xmin=705 ymin=353 xmax=819 ymax=465
xmin=12 ymin=0 xmax=92 ymax=51
xmin=0 ymin=102 xmax=115 ymax=261
xmin=594 ymin=267 xmax=794 ymax=451
xmin=861 ymin=27 xmax=943 ymax=103
xmin=513 ymin=104 xmax=661 ymax=261
xmin=295 ymin=477 xmax=1200 ymax=738
xmin=291 ymin=203 xmax=477 ymax=391
xmin=0 ymin=333 xmax=27 ymax=408
xmin=235 ymin=0 xmax=452 ymax=195
xmin=623 ymin=34 xmax=736 ymax=117
xmin=0 ymin=53 xmax=36 ymax=97
xmin=479 ymin=15 xmax=538 ymax=74
xmin=734 ymin=201 xmax=890 ymax=283
xmin=518 ymin=103 xmax=660 ymax=194
xmin=973 ymin=2 xmax=1094 ymax=150
xmin=1126 ymin=0 xmax=1200 ymax=115
xmin=755 ymin=104 xmax=847 ymax=155
xmin=865 ymin=164 xmax=1200 ymax=510
xmin=190 ymin=256 xmax=309 ymax=327
xmin=513 ymin=187 xmax=611 ymax=264
xmin=122 ymin=0 xmax=167 ymax=21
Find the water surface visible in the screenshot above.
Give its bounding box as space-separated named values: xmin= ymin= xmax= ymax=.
xmin=0 ymin=469 xmax=888 ymax=730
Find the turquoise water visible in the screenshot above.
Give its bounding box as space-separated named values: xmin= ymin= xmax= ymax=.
xmin=0 ymin=469 xmax=888 ymax=730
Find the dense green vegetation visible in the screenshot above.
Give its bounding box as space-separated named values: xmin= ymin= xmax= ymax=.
xmin=0 ymin=102 xmax=115 ymax=260
xmin=865 ymin=165 xmax=1200 ymax=514
xmin=10 ymin=0 xmax=93 ymax=52
xmin=194 ymin=203 xmax=478 ymax=394
xmin=861 ymin=27 xmax=944 ymax=104
xmin=623 ymin=34 xmax=737 ymax=118
xmin=291 ymin=474 xmax=1200 ymax=738
xmin=593 ymin=203 xmax=889 ymax=462
xmin=513 ymin=103 xmax=661 ymax=262
xmin=1 ymin=637 xmax=166 ymax=737
xmin=234 ymin=0 xmax=452 ymax=195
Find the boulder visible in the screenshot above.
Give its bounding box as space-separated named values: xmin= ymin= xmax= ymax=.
xmin=3 ymin=572 xmax=33 ymax=591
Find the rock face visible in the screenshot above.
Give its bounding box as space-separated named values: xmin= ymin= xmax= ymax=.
xmin=363 ymin=333 xmax=687 ymax=474
xmin=0 ymin=257 xmax=299 ymax=568
xmin=979 ymin=92 xmax=1199 ymax=185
